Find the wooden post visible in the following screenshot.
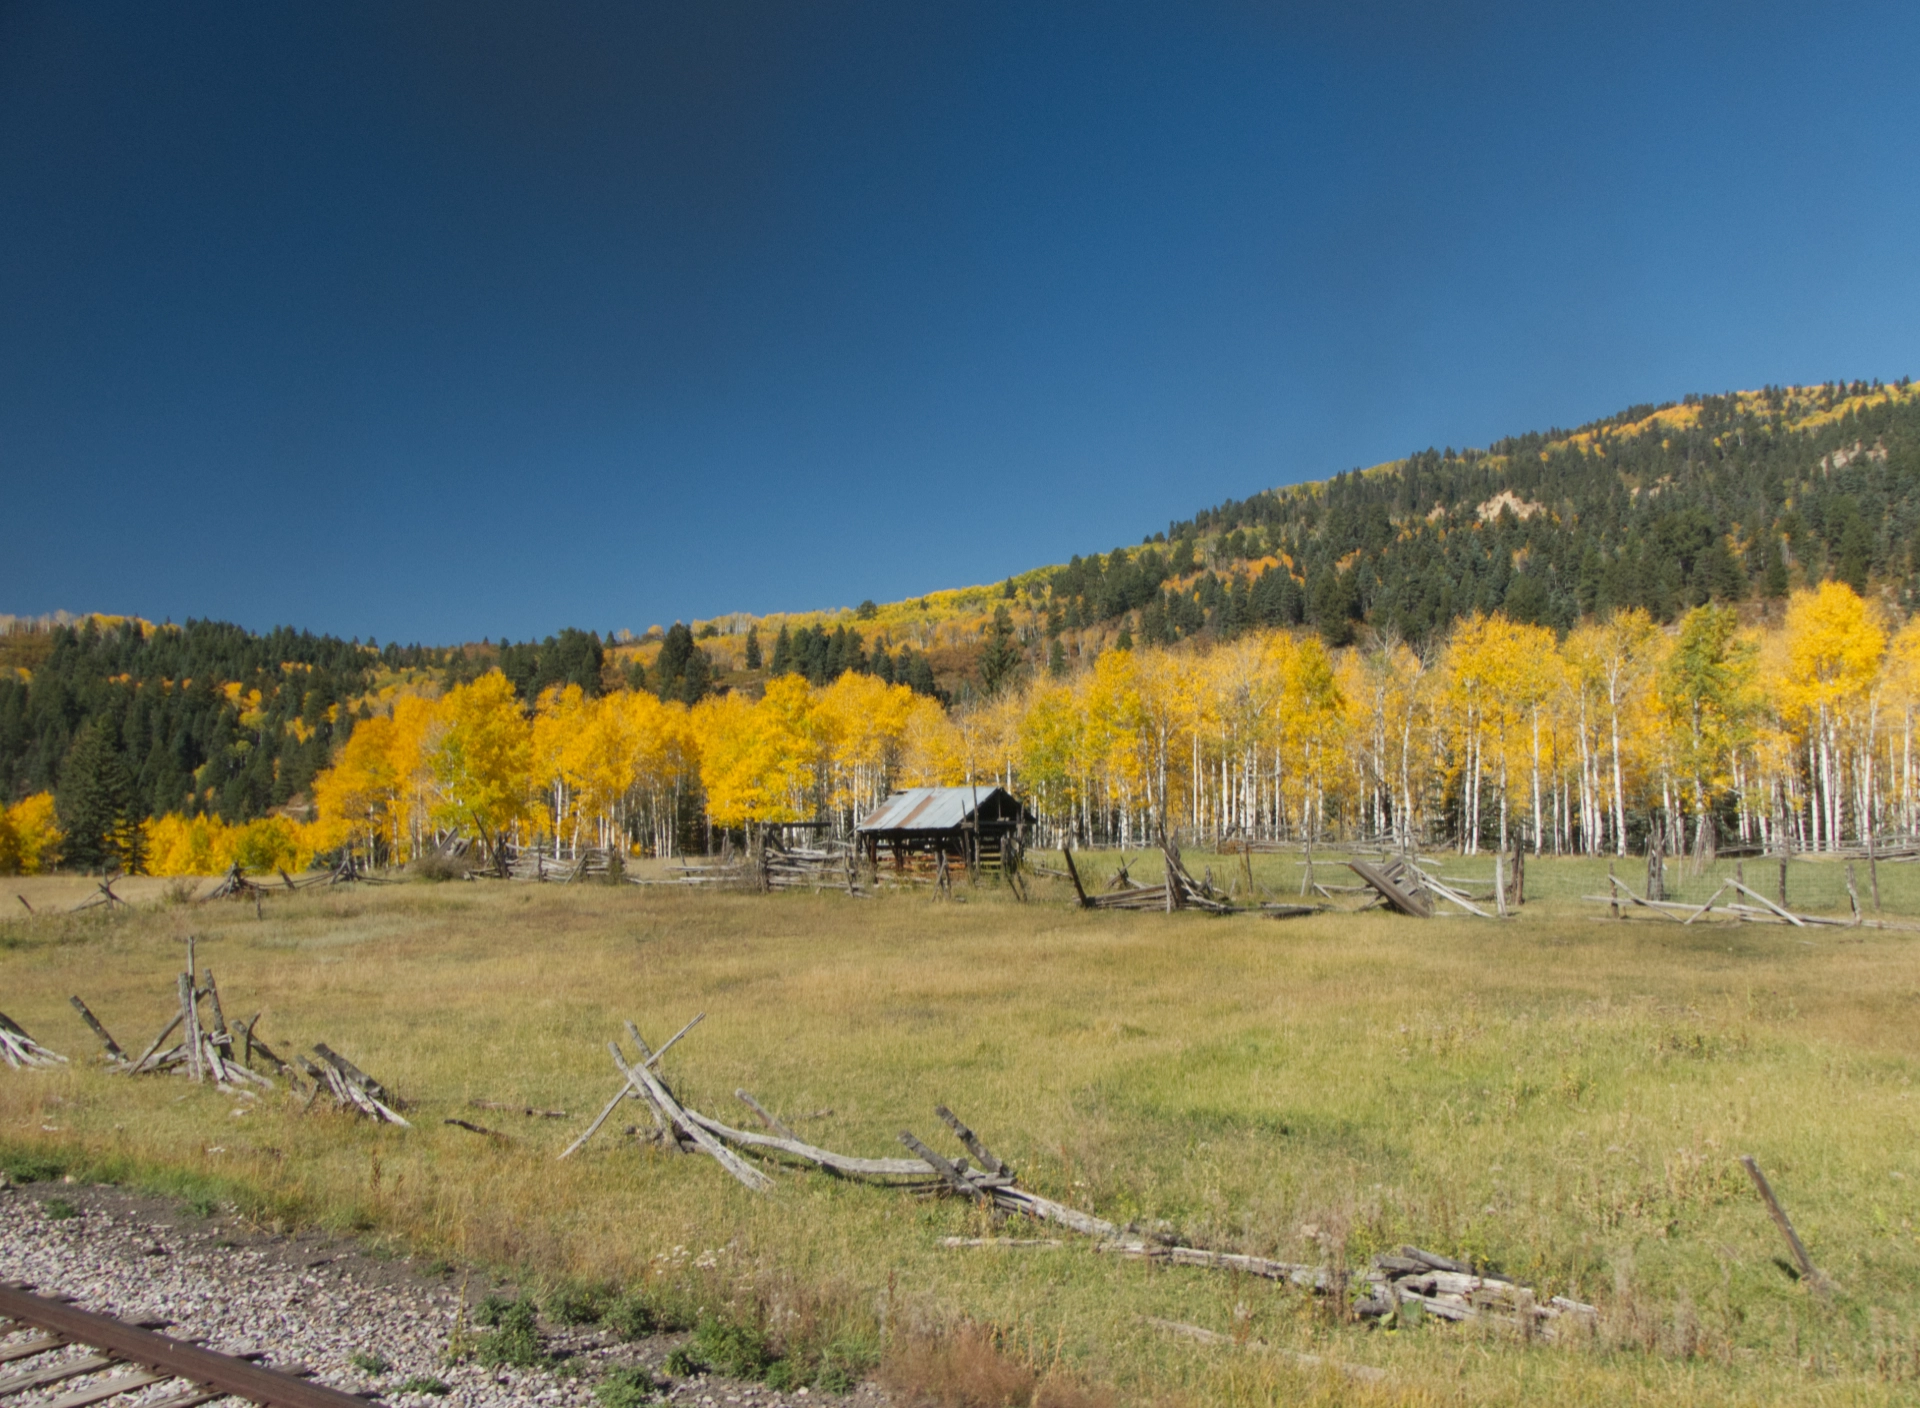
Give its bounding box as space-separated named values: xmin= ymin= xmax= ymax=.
xmin=1868 ymin=833 xmax=1882 ymax=912
xmin=1736 ymin=860 xmax=1746 ymax=921
xmin=1608 ymin=861 xmax=1619 ymax=920
xmin=1494 ymin=854 xmax=1507 ymax=918
xmin=1739 ymin=1155 xmax=1829 ymax=1293
xmin=1778 ymin=854 xmax=1789 ymax=909
xmin=178 ymin=972 xmax=203 ymax=1084
xmin=1846 ymin=863 xmax=1861 ymax=924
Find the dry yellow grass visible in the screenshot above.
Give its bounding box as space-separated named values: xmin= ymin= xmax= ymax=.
xmin=4 ymin=857 xmax=1920 ymax=1405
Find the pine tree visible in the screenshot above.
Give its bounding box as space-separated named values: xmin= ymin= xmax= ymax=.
xmin=905 ymin=651 xmax=940 ymax=700
xmin=978 ymin=606 xmax=1022 ymax=695
xmin=1048 ymin=637 xmax=1067 ymax=677
xmin=679 ymin=647 xmax=712 ymax=705
xmin=58 ymin=721 xmax=138 ymax=873
xmin=744 ymin=625 xmax=762 ymax=671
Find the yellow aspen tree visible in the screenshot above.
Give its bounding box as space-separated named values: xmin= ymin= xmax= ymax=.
xmin=816 ymin=672 xmax=918 ymax=822
xmin=428 ymin=671 xmax=533 ymax=858
xmin=1561 ymin=609 xmax=1662 ymax=855
xmin=1654 ymin=605 xmax=1759 ymax=858
xmin=142 ymin=813 xmax=236 ymax=875
xmin=1209 ymin=638 xmax=1283 ymax=842
xmin=1083 ymin=648 xmax=1151 ymax=845
xmin=1339 ymin=635 xmax=1429 ymax=846
xmin=310 ymin=714 xmax=399 ymax=860
xmin=1280 ymin=634 xmax=1345 ymax=843
xmin=1778 ymin=582 xmax=1887 ymax=849
xmin=899 ymin=693 xmax=967 ymax=787
xmin=386 ymin=694 xmax=442 ymax=861
xmin=694 ymin=676 xmax=819 ymax=829
xmin=1879 ymin=618 xmax=1920 ymax=834
xmin=531 ymin=683 xmax=593 ymax=849
xmin=1015 ymin=680 xmax=1087 ymax=845
xmin=0 ymin=792 xmax=62 ymax=874
xmin=620 ymin=689 xmax=697 ymax=856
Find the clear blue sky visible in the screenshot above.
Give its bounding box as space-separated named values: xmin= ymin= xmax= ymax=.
xmin=3 ymin=2 xmax=1916 ymax=644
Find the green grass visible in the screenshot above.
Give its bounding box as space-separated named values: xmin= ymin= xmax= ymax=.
xmin=3 ymin=863 xmax=1919 ymax=1404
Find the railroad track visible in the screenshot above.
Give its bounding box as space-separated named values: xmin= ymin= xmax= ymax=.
xmin=0 ymin=1283 xmax=367 ymax=1408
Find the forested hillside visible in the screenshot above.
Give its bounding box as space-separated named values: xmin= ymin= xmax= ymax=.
xmin=1044 ymin=378 xmax=1920 ymax=647
xmin=3 ymin=379 xmax=1916 ymax=871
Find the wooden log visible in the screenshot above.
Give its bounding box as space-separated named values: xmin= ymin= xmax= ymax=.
xmin=686 ymin=1110 xmax=940 ymax=1181
xmin=1410 ymin=864 xmax=1493 ymax=919
xmin=311 ymin=1043 xmax=397 ymax=1104
xmin=202 ymin=970 xmax=231 ymax=1044
xmin=1740 ymin=1155 xmax=1830 ymax=1292
xmin=558 ymin=1085 xmax=637 ymax=1160
xmin=735 ymin=1090 xmax=798 ymax=1141
xmin=1397 ymin=1245 xmax=1474 ymax=1275
xmin=1727 ymin=878 xmax=1808 ymax=927
xmin=608 ymin=1043 xmax=772 ymax=1191
xmin=310 ymin=1044 xmax=409 ymax=1123
xmin=178 ymin=973 xmax=203 ymax=1084
xmin=240 ymin=1019 xmax=293 ymax=1077
xmin=636 ymin=1011 xmax=705 ymax=1069
xmin=985 ymin=1184 xmax=1122 ymax=1240
xmin=68 ymin=997 xmax=123 ymax=1060
xmin=127 ymin=1010 xmax=184 ymax=1074
xmin=1347 ymin=859 xmax=1431 ymax=918
xmin=1680 ymin=881 xmax=1732 ymax=925
xmin=898 ymin=1130 xmax=983 ymax=1198
xmin=935 ymin=1104 xmax=1007 ymax=1175
xmin=444 ymin=1117 xmax=508 ymax=1140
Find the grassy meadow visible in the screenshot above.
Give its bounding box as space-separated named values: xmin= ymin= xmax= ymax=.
xmin=3 ymin=852 xmax=1920 ymax=1405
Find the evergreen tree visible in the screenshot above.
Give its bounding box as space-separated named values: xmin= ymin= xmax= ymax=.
xmin=978 ymin=606 xmax=1022 ymax=695
xmin=743 ymin=625 xmax=762 ymax=670
xmin=57 ymin=721 xmax=138 ymax=873
xmin=678 ymin=646 xmax=712 ymax=704
xmin=769 ymin=625 xmax=793 ymax=674
xmin=904 ymin=651 xmax=941 ymax=700
xmin=1048 ymin=637 xmax=1067 ymax=676
xmin=651 ymin=623 xmax=712 ymax=704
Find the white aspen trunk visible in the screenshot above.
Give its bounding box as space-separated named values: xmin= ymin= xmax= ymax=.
xmin=1608 ymin=676 xmax=1628 ymax=857
xmin=1530 ymin=706 xmax=1543 ymax=855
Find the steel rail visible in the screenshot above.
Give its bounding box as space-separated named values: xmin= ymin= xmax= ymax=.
xmin=0 ymin=1283 xmax=368 ymax=1408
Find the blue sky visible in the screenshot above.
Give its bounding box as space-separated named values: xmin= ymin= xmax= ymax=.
xmin=3 ymin=2 xmax=1916 ymax=644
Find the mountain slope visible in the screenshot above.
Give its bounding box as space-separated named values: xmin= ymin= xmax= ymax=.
xmin=5 ymin=378 xmax=1915 ymax=826
xmin=663 ymin=377 xmax=1919 ymax=680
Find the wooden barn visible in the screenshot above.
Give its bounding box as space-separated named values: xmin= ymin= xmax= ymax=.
xmin=855 ymin=785 xmax=1033 ymax=876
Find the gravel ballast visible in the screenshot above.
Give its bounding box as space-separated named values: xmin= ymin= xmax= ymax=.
xmin=1 ymin=1178 xmax=886 ymax=1408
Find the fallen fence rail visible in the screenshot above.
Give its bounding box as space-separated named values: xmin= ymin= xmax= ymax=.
xmin=558 ymin=1013 xmax=1591 ymax=1336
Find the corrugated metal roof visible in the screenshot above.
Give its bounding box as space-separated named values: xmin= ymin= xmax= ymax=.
xmin=856 ymin=786 xmax=1021 ymax=833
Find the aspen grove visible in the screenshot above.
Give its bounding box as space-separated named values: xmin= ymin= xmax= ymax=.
xmin=119 ymin=579 xmax=1887 ymax=870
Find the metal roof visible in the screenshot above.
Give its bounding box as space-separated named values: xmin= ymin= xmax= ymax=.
xmin=855 ymin=786 xmax=1024 ymax=833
